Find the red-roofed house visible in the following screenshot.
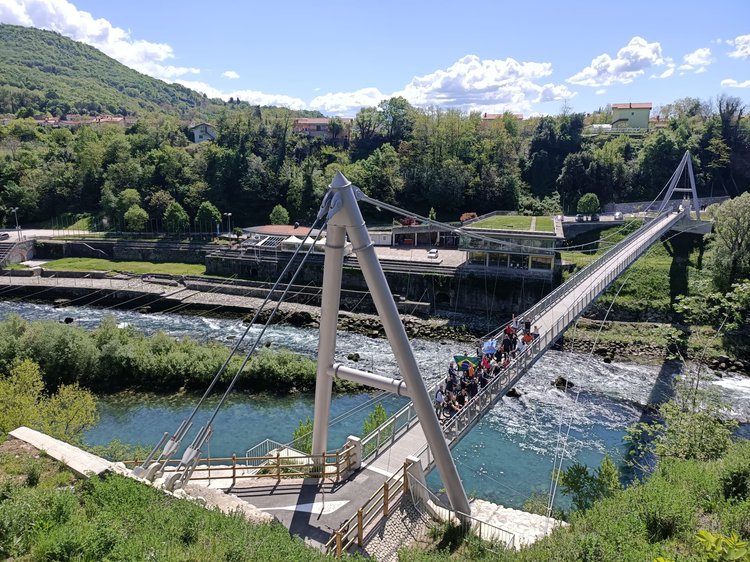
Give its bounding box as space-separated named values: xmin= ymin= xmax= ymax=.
xmin=293 ymin=117 xmax=353 ymax=144
xmin=611 ymin=102 xmax=652 ymax=129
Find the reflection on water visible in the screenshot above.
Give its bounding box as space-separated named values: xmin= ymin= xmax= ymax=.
xmin=1 ymin=300 xmax=748 ymax=509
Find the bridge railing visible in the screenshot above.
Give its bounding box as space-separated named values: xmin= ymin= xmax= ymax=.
xmin=325 ymin=461 xmax=410 ymax=557
xmin=407 ymin=475 xmax=516 ymax=551
xmin=125 ymin=446 xmax=356 ymax=486
xmin=361 ymin=398 xmax=421 ymax=460
xmin=415 ymin=210 xmax=687 ymax=470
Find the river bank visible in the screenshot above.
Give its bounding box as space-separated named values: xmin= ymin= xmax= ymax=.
xmin=2 ymin=273 xmax=747 ymax=375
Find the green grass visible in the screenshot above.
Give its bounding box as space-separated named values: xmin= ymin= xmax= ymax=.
xmin=0 ymin=445 xmax=353 ymax=561
xmin=64 ymin=215 xmax=93 ymax=231
xmin=560 ymin=219 xmax=710 ymax=317
xmin=3 ymin=263 xmax=27 ymax=270
xmin=534 ymin=216 xmax=554 ymax=232
xmin=472 ymin=215 xmax=533 ymax=231
xmin=399 ymin=441 xmax=750 ymax=561
xmin=42 ymin=258 xmax=206 ymax=276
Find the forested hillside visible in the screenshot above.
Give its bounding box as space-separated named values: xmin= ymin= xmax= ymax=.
xmin=0 ymin=24 xmax=284 ymax=119
xmin=0 ymin=24 xmax=749 ymax=232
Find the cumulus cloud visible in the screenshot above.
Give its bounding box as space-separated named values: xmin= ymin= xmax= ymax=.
xmin=727 ymin=35 xmax=750 ymax=58
xmin=222 ymin=70 xmax=240 ymax=79
xmin=678 ymin=47 xmax=712 ymax=72
xmin=721 ymin=78 xmax=750 ymax=88
xmin=309 ymin=87 xmax=387 ymax=115
xmin=595 ymin=89 xmax=607 ymax=95
xmin=394 ymin=55 xmax=574 ymax=114
xmin=0 ymin=0 xmax=200 ymax=80
xmin=175 ymin=80 xmax=306 ymax=109
xmin=568 ymin=36 xmax=666 ymax=87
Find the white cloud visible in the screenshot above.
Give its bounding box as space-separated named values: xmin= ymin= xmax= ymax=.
xmin=678 ymin=47 xmax=712 ymax=73
xmin=568 ymin=36 xmax=666 ymax=87
xmin=728 ymin=34 xmax=750 ymax=58
xmin=309 ymin=87 xmax=387 ymax=115
xmin=0 ymin=0 xmax=199 ymax=80
xmin=721 ymin=78 xmax=750 ymax=88
xmin=683 ymin=47 xmax=712 ymax=66
xmin=222 ymin=70 xmax=240 ymax=79
xmin=393 ymin=54 xmax=574 ymax=114
xmin=595 ymin=88 xmax=607 ymax=95
xmin=175 ymin=80 xmax=307 ymax=109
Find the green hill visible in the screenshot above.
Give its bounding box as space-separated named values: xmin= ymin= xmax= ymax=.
xmin=0 ymin=24 xmax=230 ymax=118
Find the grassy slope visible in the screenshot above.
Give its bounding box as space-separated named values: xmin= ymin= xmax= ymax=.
xmin=400 ymin=440 xmax=750 ymax=561
xmin=562 ymin=219 xmax=709 ymax=317
xmin=0 ymin=439 xmax=350 ymax=561
xmin=42 ymin=257 xmax=206 ymax=276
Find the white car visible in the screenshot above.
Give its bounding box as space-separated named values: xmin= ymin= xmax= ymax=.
xmin=427 ymin=249 xmax=439 ymax=259
xmin=614 ymin=211 xmax=623 ymax=220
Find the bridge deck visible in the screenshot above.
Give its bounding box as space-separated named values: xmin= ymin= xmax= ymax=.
xmin=229 ymin=211 xmax=689 ymax=549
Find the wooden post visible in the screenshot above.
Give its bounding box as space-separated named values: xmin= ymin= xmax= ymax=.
xmin=276 ymin=451 xmax=281 ymax=483
xmin=403 ymin=462 xmax=409 ymax=493
xmin=335 ymin=450 xmax=340 ymax=480
xmin=383 ymin=481 xmax=390 ymax=515
xmin=335 ymin=529 xmax=343 ymax=557
xmin=357 ymin=508 xmax=364 ymax=546
xmin=231 ymin=454 xmax=236 ymax=488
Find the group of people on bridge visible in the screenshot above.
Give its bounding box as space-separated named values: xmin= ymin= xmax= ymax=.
xmin=433 ymin=314 xmax=539 ymax=423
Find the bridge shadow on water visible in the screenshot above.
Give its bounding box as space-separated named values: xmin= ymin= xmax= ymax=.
xmin=623 ymin=358 xmax=682 ymax=482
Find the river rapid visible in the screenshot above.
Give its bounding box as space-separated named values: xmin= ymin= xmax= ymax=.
xmin=2 ymin=300 xmax=749 ymax=510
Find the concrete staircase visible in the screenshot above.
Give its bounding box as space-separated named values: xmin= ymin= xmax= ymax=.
xmin=0 ymin=241 xmax=16 ymax=266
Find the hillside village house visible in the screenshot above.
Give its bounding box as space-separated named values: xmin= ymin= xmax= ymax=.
xmin=190 ymin=122 xmax=216 ymax=143
xmin=293 ymin=117 xmax=353 ymax=144
xmin=611 ymin=102 xmax=652 ymax=129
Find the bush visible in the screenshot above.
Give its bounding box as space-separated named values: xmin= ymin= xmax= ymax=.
xmin=0 ymin=315 xmax=337 ymax=396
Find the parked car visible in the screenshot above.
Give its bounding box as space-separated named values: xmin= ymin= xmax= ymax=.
xmin=575 ymin=214 xmax=584 ymax=222
xmin=590 ymin=213 xmax=600 ymax=222
xmin=0 ymin=232 xmax=9 ymax=240
xmin=427 ymin=248 xmax=439 ymax=259
xmin=614 ymin=211 xmax=623 ymax=220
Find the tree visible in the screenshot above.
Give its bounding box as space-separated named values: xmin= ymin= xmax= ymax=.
xmin=577 ymin=192 xmax=600 ymax=214
xmin=328 ymin=117 xmax=344 ymax=146
xmin=117 ymin=188 xmax=141 ymax=219
xmin=195 ymin=201 xmax=221 ymax=233
xmin=559 ymin=454 xmax=622 ymax=512
xmin=0 ymin=359 xmax=98 ymax=443
xmin=708 ymin=193 xmax=750 ymax=291
xmin=292 ymin=417 xmax=313 ymax=454
xmin=163 ymin=201 xmax=189 ymax=233
xmin=269 ymin=204 xmax=289 ymax=225
xmin=625 ymin=371 xmax=737 ymax=470
xmin=378 ymin=96 xmax=415 ymax=147
xmin=123 ymin=204 xmax=148 ymax=231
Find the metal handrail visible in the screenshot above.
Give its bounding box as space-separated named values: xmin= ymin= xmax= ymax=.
xmin=412 ymin=210 xmax=686 ymax=470
xmin=407 ymin=475 xmax=516 ymax=550
xmin=325 ymin=462 xmax=410 ymax=556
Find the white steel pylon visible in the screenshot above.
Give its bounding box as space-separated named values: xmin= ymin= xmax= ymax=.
xmin=657 ymin=150 xmax=701 ymax=219
xmin=311 ymin=172 xmax=471 ymax=514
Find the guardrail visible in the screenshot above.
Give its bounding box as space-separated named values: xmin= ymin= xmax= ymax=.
xmin=125 ymin=447 xmax=355 ymax=486
xmin=412 ymin=210 xmax=687 ymax=471
xmin=325 ymin=461 xmax=410 ymax=557
xmin=407 ymin=475 xmax=516 ymax=550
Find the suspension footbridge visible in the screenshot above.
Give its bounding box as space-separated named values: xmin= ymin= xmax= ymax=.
xmin=130 ymin=151 xmax=710 ymax=555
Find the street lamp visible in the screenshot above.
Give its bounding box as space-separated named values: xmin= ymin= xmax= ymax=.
xmin=223 ymin=212 xmax=232 ymax=237
xmin=10 ymin=207 xmax=21 ymax=241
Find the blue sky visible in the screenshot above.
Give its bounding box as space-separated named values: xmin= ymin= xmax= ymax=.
xmin=1 ymin=0 xmax=749 ymax=116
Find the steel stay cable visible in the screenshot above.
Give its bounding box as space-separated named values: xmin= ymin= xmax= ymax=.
xmin=196 ymin=221 xmax=330 ymax=451
xmin=137 ymin=216 xmax=327 ymax=469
